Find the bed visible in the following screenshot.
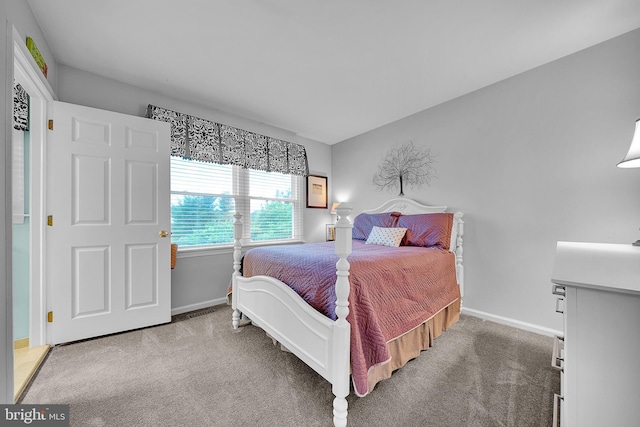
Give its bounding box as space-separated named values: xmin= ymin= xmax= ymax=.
xmin=231 ymin=198 xmax=464 ymax=427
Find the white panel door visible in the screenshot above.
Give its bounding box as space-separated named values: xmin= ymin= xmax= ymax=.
xmin=47 ymin=101 xmax=171 ymax=345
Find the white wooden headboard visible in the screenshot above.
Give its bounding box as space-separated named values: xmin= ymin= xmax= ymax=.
xmin=363 ymin=197 xmax=447 ymax=215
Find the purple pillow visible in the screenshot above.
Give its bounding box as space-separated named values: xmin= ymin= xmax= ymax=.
xmin=397 ymin=213 xmax=453 ymax=250
xmin=352 ymin=212 xmax=401 ymax=240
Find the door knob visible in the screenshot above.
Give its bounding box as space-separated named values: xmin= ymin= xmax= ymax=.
xmin=159 ymin=230 xmax=169 ymax=238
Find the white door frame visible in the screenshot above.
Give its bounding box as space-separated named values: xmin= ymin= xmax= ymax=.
xmin=2 ymin=17 xmax=14 ymax=406
xmin=12 ymin=25 xmax=56 ymax=348
xmin=1 ymin=21 xmax=54 ymax=404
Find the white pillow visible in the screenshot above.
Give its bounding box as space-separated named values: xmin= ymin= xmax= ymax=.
xmin=365 ymin=226 xmax=407 ymax=248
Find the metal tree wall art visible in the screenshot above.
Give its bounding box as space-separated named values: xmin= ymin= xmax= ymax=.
xmin=372 ymin=142 xmax=436 ymax=196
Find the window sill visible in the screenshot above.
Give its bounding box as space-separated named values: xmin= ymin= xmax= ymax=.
xmin=174 ymin=239 xmax=307 ymax=259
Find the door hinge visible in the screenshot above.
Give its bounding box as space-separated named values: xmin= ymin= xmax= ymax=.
xmin=47 ymin=215 xmax=53 ymax=226
xmin=47 ymin=311 xmax=53 ymax=323
xmin=48 ymin=119 xmax=53 ymax=130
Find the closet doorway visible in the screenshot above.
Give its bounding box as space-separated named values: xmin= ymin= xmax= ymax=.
xmin=12 ymin=27 xmax=55 ymax=402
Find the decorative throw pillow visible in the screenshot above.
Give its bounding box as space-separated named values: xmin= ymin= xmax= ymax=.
xmin=352 ymin=212 xmax=401 ymax=240
xmin=397 ymin=213 xmax=453 ymax=250
xmin=365 ymin=226 xmax=407 ymax=247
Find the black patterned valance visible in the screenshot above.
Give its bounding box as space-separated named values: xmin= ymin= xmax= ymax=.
xmin=13 ymin=81 xmax=29 ymax=131
xmin=147 ymin=104 xmax=309 ymax=176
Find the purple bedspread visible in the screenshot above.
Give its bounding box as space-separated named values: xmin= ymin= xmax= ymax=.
xmin=242 ymin=240 xmax=459 ymax=396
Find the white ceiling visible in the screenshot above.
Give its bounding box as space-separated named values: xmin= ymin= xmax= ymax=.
xmin=27 ymin=0 xmax=640 ymax=144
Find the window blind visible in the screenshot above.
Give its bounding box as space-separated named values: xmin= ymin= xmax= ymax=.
xmin=170 ymin=157 xmax=303 ymax=247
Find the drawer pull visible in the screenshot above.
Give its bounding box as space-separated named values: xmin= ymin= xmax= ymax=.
xmin=555 ymin=297 xmax=564 ymax=314
xmin=552 ymin=393 xmax=563 ymax=427
xmin=552 ymin=284 xmax=566 ymax=296
xmin=551 ymin=335 xmax=564 ymax=372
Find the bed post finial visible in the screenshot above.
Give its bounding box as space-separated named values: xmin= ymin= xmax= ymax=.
xmin=232 ymin=212 xmax=243 ymax=329
xmin=333 ymin=205 xmax=352 ymax=427
xmin=334 ymin=205 xmax=353 ymax=324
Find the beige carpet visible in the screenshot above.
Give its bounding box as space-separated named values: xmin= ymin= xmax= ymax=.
xmin=21 ymin=304 xmax=559 ymax=426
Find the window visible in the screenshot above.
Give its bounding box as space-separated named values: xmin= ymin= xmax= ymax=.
xmin=170 ymin=157 xmax=303 ymax=248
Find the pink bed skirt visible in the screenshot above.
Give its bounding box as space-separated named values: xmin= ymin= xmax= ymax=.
xmin=365 ymin=298 xmax=461 ymax=394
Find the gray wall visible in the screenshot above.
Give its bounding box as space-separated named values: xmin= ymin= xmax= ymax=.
xmin=55 ymin=65 xmax=333 ymax=313
xmin=331 ymin=28 xmax=640 ymax=332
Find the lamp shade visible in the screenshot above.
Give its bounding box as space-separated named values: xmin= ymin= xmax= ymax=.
xmin=617 ymin=119 xmax=640 ymax=168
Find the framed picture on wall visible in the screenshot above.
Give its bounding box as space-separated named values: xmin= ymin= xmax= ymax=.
xmin=306 ymin=175 xmax=328 ymax=208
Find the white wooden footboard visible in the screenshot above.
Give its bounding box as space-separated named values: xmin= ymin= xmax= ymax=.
xmin=234 ymin=274 xmax=338 ymax=382
xmin=231 ymin=207 xmax=353 ymax=427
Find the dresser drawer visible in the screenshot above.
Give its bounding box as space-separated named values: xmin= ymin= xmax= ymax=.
xmin=552 ymin=284 xmax=566 ymax=426
xmin=552 ymin=335 xmax=565 ymax=426
xmin=552 ymin=284 xmax=566 ymax=297
xmin=551 ymin=335 xmax=564 ymax=372
xmin=553 ymin=393 xmax=563 ymax=427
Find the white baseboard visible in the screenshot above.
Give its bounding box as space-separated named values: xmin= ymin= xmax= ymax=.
xmin=172 ymin=299 xmax=563 ymax=337
xmin=171 ymin=298 xmax=228 ymax=316
xmin=461 ymin=307 xmax=562 ymax=337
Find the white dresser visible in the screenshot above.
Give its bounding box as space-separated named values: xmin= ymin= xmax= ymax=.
xmin=550 ymin=241 xmax=640 ymax=427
